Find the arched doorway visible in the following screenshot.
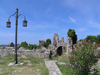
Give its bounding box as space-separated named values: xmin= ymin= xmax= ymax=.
xmin=56 ymin=46 xmax=62 ymax=56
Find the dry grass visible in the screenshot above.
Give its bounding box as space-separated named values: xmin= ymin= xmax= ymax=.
xmin=0 ymin=54 xmax=49 ymax=75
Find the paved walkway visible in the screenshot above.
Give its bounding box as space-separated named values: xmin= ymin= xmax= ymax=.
xmin=44 ymin=60 xmax=62 ymax=75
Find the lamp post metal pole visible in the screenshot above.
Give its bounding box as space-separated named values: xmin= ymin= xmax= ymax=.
xmin=6 ymin=8 xmax=27 ymax=64
xmin=15 ymin=8 xmax=18 ymax=64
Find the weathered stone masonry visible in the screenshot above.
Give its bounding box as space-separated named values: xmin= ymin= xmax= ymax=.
xmin=0 ymin=47 xmax=50 ymax=59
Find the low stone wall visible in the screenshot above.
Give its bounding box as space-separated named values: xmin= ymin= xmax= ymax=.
xmin=0 ymin=47 xmax=50 ymax=59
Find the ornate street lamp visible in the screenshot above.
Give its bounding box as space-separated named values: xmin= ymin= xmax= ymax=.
xmin=6 ymin=8 xmax=27 ymax=64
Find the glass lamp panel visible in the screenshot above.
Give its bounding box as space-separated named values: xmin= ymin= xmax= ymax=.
xmin=6 ymin=21 xmax=11 ymax=28
xmin=23 ymin=20 xmax=27 ymax=27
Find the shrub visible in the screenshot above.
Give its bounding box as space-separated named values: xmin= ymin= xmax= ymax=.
xmin=68 ymin=40 xmax=100 ymax=75
xmin=67 ymin=29 xmax=77 ymax=44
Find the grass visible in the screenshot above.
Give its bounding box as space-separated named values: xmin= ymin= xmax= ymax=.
xmin=0 ymin=54 xmax=49 ymax=75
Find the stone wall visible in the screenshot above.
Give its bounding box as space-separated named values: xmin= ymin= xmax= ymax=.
xmin=0 ymin=47 xmax=50 ymax=59
xmin=67 ymin=36 xmax=73 ymax=56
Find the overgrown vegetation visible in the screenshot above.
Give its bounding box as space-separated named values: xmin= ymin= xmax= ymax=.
xmin=40 ymin=39 xmax=51 ymax=49
xmin=20 ymin=39 xmax=51 ymax=50
xmin=20 ymin=41 xmax=40 ymax=50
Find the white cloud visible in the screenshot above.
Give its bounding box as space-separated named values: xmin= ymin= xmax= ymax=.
xmin=62 ymin=0 xmax=100 ymax=16
xmin=87 ymin=21 xmax=100 ymax=29
xmin=69 ymin=16 xmax=76 ymax=23
xmin=77 ymin=28 xmax=87 ymax=32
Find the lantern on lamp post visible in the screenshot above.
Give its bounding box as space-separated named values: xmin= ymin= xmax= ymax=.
xmin=6 ymin=8 xmax=27 ymax=64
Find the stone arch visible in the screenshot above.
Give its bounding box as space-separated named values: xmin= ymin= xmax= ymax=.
xmin=56 ymin=46 xmax=62 ymax=56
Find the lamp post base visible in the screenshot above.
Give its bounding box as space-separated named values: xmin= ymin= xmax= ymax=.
xmin=14 ymin=61 xmax=18 ymax=64
xmin=8 ymin=62 xmax=23 ymax=66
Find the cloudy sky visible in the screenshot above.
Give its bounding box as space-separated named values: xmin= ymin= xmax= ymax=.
xmin=0 ymin=0 xmax=100 ymax=45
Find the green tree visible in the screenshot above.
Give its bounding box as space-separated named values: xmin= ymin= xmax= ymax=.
xmin=42 ymin=42 xmax=48 ymax=48
xmin=46 ymin=39 xmax=51 ymax=45
xmin=33 ymin=44 xmax=38 ymax=49
xmin=86 ymin=35 xmax=97 ymax=42
xmin=96 ymin=35 xmax=100 ymax=44
xmin=20 ymin=41 xmax=28 ymax=48
xmin=67 ymin=29 xmax=77 ymax=44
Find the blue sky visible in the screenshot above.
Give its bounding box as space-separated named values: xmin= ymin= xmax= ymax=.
xmin=0 ymin=0 xmax=100 ymax=45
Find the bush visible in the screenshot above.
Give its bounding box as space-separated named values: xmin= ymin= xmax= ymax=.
xmin=68 ymin=40 xmax=100 ymax=75
xmin=67 ymin=29 xmax=77 ymax=44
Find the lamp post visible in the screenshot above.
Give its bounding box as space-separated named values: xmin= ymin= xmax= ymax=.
xmin=6 ymin=8 xmax=27 ymax=64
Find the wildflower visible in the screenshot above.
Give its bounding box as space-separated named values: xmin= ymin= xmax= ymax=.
xmin=88 ymin=40 xmax=90 ymax=42
xmin=98 ymin=55 xmax=100 ymax=57
xmin=74 ymin=49 xmax=76 ymax=51
xmin=81 ymin=41 xmax=83 ymax=43
xmin=74 ymin=72 xmax=76 ymax=73
xmin=65 ymin=71 xmax=66 ymax=73
xmin=68 ymin=60 xmax=69 ymax=61
xmin=77 ymin=56 xmax=79 ymax=57
xmin=82 ymin=45 xmax=84 ymax=47
xmin=78 ymin=42 xmax=80 ymax=44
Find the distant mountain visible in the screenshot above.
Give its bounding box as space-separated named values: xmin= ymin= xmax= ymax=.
xmin=0 ymin=44 xmax=20 ymax=47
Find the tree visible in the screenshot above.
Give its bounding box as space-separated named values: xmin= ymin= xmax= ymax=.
xmin=67 ymin=29 xmax=77 ymax=44
xmin=46 ymin=39 xmax=51 ymax=45
xmin=96 ymin=35 xmax=100 ymax=44
xmin=20 ymin=41 xmax=28 ymax=48
xmin=86 ymin=35 xmax=97 ymax=42
xmin=42 ymin=42 xmax=48 ymax=48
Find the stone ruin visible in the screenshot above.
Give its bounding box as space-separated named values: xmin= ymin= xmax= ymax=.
xmin=7 ymin=42 xmax=14 ymax=47
xmin=39 ymin=40 xmax=45 ymax=45
xmin=53 ymin=33 xmax=59 ymax=47
xmin=67 ymin=37 xmax=73 ymax=56
xmin=0 ymin=33 xmax=74 ymax=58
xmin=48 ymin=33 xmax=67 ymax=56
